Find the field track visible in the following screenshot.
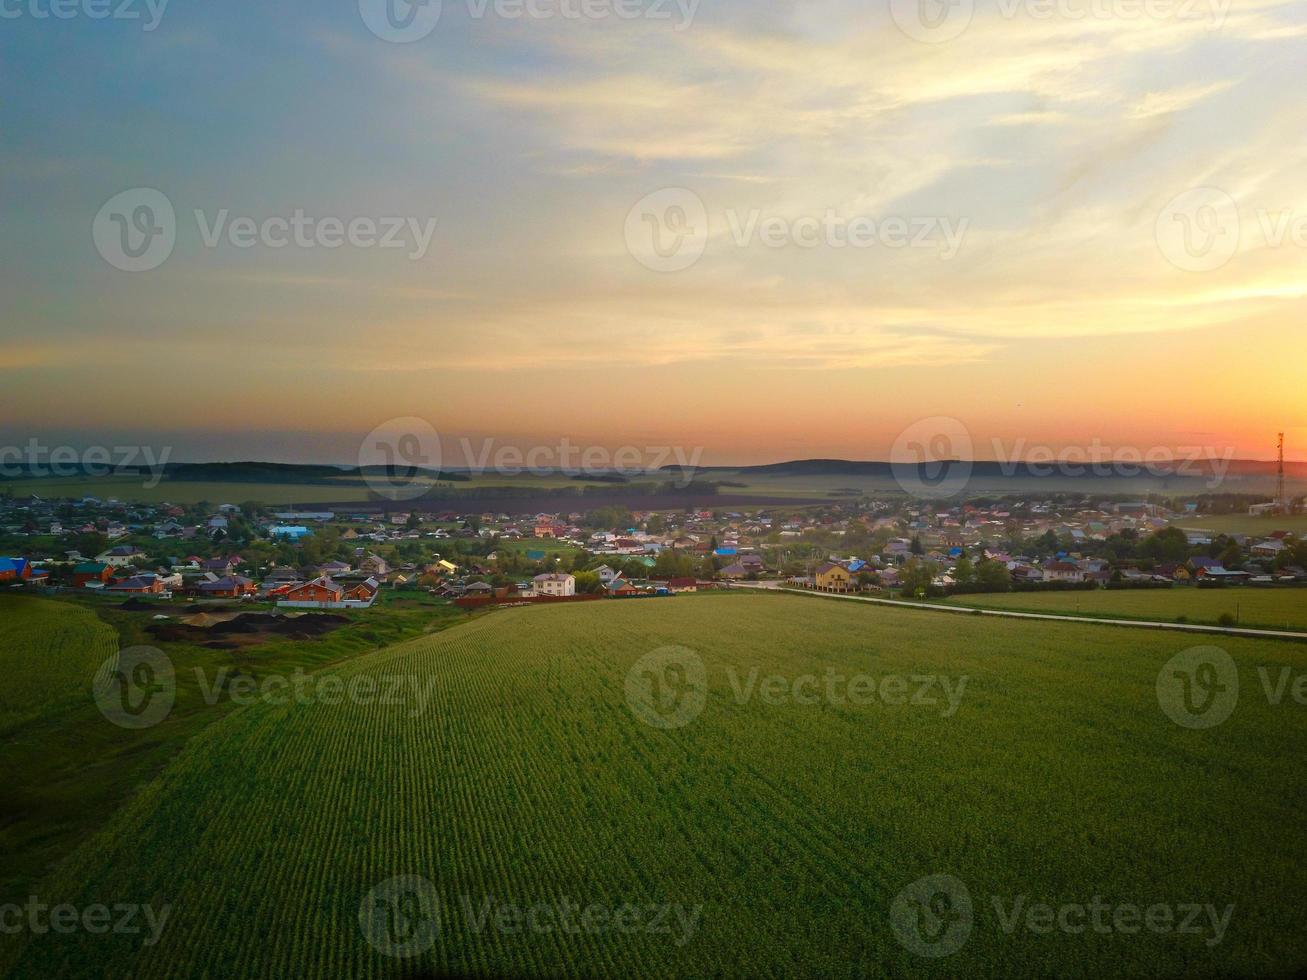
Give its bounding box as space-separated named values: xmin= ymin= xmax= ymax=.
xmin=745 ymin=585 xmax=1307 ymax=642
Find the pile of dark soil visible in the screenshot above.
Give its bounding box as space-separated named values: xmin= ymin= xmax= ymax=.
xmin=148 ymin=612 xmax=350 ymax=648
xmin=118 ymin=599 xmax=161 ymax=612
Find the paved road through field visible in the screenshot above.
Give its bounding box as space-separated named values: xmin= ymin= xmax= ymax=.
xmin=732 ymin=582 xmax=1307 ymax=643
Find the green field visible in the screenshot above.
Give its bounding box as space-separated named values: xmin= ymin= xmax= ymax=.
xmin=944 ymin=588 xmax=1307 ymax=631
xmin=1 ymin=472 xmax=661 ymax=506
xmin=1172 ymin=514 xmax=1307 ymax=536
xmin=0 ymin=475 xmax=378 ymax=506
xmin=2 ymin=594 xmax=1303 ymax=977
xmin=0 ymin=596 xmax=117 ymax=737
xmin=0 ymin=592 xmax=468 ymax=909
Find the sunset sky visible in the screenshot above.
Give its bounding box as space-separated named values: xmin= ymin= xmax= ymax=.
xmin=2 ymin=0 xmax=1305 ymax=464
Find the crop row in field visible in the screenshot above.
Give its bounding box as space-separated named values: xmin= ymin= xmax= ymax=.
xmin=3 ymin=594 xmax=1304 ymax=977
xmin=0 ymin=596 xmax=117 ymax=737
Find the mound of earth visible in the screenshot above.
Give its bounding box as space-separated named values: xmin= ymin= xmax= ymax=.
xmin=147 ymin=612 xmax=350 ymax=648
xmin=118 ymin=599 xmax=162 ymax=612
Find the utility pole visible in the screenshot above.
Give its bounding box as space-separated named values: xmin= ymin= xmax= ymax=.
xmin=1276 ymin=432 xmax=1287 ymax=512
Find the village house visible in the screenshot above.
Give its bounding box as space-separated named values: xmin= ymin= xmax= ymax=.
xmin=197 ymin=575 xmax=256 ymax=598
xmin=107 ymin=575 xmax=167 ymax=596
xmin=202 ymin=556 xmax=240 ymax=575
xmin=0 ymin=558 xmax=28 ymax=582
xmin=1042 ymin=561 xmax=1085 ymax=583
xmin=96 ymin=545 xmax=146 ymax=568
xmin=533 ymin=572 xmax=576 ymax=597
xmin=282 ymin=577 xmax=343 ymax=604
xmin=73 ymin=561 xmax=113 ymax=588
xmin=814 ymin=562 xmax=853 ymax=592
xmin=359 ymin=553 xmax=390 ymax=577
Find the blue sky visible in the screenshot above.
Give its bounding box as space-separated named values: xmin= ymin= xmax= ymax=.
xmin=2 ymin=0 xmax=1306 ymax=463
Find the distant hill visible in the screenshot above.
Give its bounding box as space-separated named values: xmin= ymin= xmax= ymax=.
xmin=665 ymin=457 xmax=1307 ymax=480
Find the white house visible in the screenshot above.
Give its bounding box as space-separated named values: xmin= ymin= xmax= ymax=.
xmin=96 ymin=545 xmax=144 ymax=568
xmin=533 ymin=572 xmax=576 ymax=597
xmin=592 ymin=565 xmax=619 ymax=586
xmin=1042 ymin=561 xmax=1085 ymax=583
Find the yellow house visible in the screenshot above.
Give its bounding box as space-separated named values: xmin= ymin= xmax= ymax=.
xmin=814 ymin=562 xmax=852 ymax=592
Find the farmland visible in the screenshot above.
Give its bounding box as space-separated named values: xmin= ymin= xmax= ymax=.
xmin=944 ymin=587 xmax=1307 ymax=631
xmin=0 ymin=596 xmax=117 ymax=737
xmin=3 ymin=593 xmax=1304 ymax=977
xmin=0 ymin=592 xmax=469 ymax=909
xmin=1172 ymin=514 xmax=1307 ymax=536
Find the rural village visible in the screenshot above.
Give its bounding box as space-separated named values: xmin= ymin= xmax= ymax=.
xmin=2 ymin=490 xmax=1304 ymax=615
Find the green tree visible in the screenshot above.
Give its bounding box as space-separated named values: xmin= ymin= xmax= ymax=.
xmin=974 ymin=559 xmax=1012 ymax=592
xmin=573 ymin=570 xmax=602 ymax=594
xmin=900 ymin=558 xmax=937 ymax=597
xmin=953 ymin=557 xmax=976 ymax=586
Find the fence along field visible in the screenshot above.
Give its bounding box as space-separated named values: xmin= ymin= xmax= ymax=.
xmin=2 ymin=594 xmax=1305 ymax=977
